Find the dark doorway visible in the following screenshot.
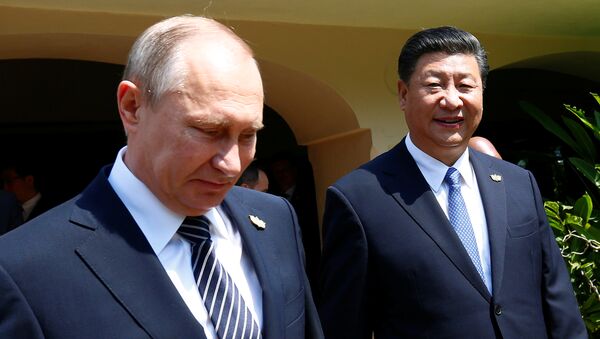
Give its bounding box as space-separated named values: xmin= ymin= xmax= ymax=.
xmin=478 ymin=67 xmax=600 ymax=201
xmin=0 ymin=58 xmax=312 ymax=204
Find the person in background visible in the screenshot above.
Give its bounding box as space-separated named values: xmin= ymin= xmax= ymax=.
xmin=469 ymin=136 xmax=502 ymax=159
xmin=269 ymin=152 xmax=321 ymax=285
xmin=0 ymin=190 xmax=22 ymax=235
xmin=236 ymin=161 xmax=269 ymax=192
xmin=2 ymin=163 xmax=57 ymax=222
xmin=0 ymin=15 xmax=323 ymax=339
xmin=319 ymin=26 xmax=585 ymax=338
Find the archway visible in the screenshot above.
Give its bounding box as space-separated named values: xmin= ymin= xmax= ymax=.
xmin=478 ymin=52 xmax=600 ymax=200
xmin=0 ymin=57 xmax=372 ymax=221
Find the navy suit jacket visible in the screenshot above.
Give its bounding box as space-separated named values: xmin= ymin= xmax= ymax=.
xmin=318 ymin=140 xmax=586 ymax=339
xmin=0 ymin=166 xmax=323 ymax=339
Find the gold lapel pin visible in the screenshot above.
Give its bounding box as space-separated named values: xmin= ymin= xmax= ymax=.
xmin=249 ymin=215 xmax=266 ymax=230
xmin=490 ymin=174 xmax=502 ymax=182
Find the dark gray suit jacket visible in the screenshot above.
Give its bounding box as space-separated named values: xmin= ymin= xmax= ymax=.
xmin=319 ymin=139 xmax=586 ymax=339
xmin=0 ymin=166 xmax=323 ymax=339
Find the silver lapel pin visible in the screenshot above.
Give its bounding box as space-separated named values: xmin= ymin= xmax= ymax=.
xmin=490 ymin=174 xmax=502 ymax=182
xmin=249 ymin=215 xmax=266 ymax=230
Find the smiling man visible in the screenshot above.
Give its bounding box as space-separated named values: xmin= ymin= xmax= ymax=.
xmin=0 ymin=15 xmax=322 ymax=339
xmin=318 ymin=26 xmax=586 ymax=338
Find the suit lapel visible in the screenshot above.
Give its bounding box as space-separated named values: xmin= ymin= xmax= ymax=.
xmin=384 ymin=141 xmax=490 ymax=300
xmin=470 ymin=151 xmax=508 ymax=296
xmin=71 ymin=168 xmax=205 ymax=339
xmin=221 ymin=191 xmax=284 ymax=339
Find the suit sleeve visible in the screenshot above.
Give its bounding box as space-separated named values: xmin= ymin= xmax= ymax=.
xmin=530 ymin=172 xmax=587 ymax=338
xmin=0 ymin=264 xmax=44 ymax=338
xmin=318 ymin=186 xmax=371 ymax=339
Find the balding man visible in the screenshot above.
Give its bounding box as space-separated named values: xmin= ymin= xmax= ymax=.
xmin=237 ymin=161 xmax=269 ymax=192
xmin=0 ymin=15 xmax=322 ymax=339
xmin=469 ymin=136 xmax=502 ymax=159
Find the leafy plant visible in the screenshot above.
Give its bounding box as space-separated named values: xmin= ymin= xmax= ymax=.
xmin=520 ymin=93 xmax=600 ymax=335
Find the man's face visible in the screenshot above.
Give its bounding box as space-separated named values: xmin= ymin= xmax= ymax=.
xmin=124 ymin=40 xmax=264 ymax=216
xmin=398 ymin=52 xmax=483 ymax=165
xmin=2 ymin=168 xmax=32 ymax=204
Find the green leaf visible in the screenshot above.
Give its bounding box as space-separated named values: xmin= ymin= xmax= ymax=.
xmin=520 ymin=101 xmax=579 ymax=149
xmin=568 ymin=158 xmax=600 ymax=190
xmin=562 ymin=116 xmax=597 ymax=162
xmin=591 ymin=92 xmax=600 ymax=106
xmin=573 ymin=193 xmax=593 ymax=225
xmin=565 ymin=104 xmax=600 ymax=141
xmin=544 ymin=201 xmax=565 ymax=232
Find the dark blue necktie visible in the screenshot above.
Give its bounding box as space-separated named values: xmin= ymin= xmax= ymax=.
xmin=178 ymin=216 xmax=261 ymax=339
xmin=444 ymin=168 xmax=486 ymax=286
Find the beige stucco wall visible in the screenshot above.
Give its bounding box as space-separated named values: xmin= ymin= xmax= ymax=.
xmin=1 ymin=5 xmax=599 ymax=219
xmin=2 ymin=6 xmax=599 ymax=154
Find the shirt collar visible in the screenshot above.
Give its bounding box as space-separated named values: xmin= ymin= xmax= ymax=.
xmin=22 ymin=192 xmax=41 ymax=220
xmin=108 ymin=146 xmax=185 ymax=255
xmin=405 ymin=134 xmax=474 ymax=192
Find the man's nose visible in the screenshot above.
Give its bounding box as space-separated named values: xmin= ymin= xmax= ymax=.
xmin=212 ymin=142 xmax=242 ymax=177
xmin=440 ymin=86 xmax=463 ymax=110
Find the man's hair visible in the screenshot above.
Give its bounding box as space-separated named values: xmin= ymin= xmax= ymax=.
xmin=236 ymin=161 xmax=261 ymax=187
xmin=122 ymin=15 xmax=254 ymax=107
xmin=2 ymin=161 xmax=39 ymax=191
xmin=397 ymin=26 xmax=489 ymax=88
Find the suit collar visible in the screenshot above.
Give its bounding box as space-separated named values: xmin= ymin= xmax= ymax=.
xmin=383 ymin=140 xmax=491 ymax=300
xmin=70 ymin=166 xmax=206 ymax=339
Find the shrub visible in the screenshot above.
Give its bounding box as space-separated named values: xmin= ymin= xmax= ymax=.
xmin=520 ymin=93 xmax=600 ymax=335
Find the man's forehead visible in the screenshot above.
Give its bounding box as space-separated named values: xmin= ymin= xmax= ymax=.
xmin=414 ymin=53 xmax=481 ymax=75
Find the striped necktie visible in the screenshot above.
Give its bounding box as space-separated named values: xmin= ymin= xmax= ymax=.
xmin=444 ymin=167 xmax=487 ymax=287
xmin=178 ymin=216 xmax=262 ymax=339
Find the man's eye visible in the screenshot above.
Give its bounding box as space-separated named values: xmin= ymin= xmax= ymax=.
xmin=240 ymin=133 xmax=256 ymax=143
xmin=459 ymin=83 xmax=476 ymax=91
xmin=198 ymin=128 xmax=220 ymax=136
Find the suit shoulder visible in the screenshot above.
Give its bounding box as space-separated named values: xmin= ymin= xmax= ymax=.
xmin=482 ymin=153 xmax=531 ymax=176
xmin=0 ymin=197 xmax=79 ymax=258
xmin=227 ymin=186 xmax=288 ymax=208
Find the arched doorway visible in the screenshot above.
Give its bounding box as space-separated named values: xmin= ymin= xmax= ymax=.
xmin=0 ymin=57 xmax=372 ymax=219
xmin=478 ymin=52 xmax=600 ymax=200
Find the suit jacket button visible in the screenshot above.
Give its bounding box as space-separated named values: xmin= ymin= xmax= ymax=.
xmin=494 ymin=304 xmax=502 ymax=316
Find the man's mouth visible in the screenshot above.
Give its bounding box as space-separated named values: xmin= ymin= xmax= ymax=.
xmin=435 ymin=117 xmax=464 ymax=125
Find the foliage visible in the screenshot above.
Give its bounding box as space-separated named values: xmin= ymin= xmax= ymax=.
xmin=520 ymin=93 xmax=600 ymax=335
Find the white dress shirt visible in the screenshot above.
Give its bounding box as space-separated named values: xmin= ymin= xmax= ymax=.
xmin=22 ymin=192 xmax=41 ymax=221
xmin=406 ymin=135 xmax=492 ymax=293
xmin=108 ymin=146 xmax=263 ymax=338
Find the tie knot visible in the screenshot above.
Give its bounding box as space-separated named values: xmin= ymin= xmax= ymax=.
xmin=445 ymin=167 xmax=461 ymax=188
xmin=178 ymin=215 xmax=211 ymax=245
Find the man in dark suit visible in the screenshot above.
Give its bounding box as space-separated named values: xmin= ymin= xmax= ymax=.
xmin=2 ymin=163 xmax=58 ymax=222
xmin=0 ymin=190 xmax=22 ymax=235
xmin=0 ymin=15 xmax=322 ymax=339
xmin=318 ymin=26 xmax=586 ymax=338
xmin=236 ymin=161 xmax=270 ymax=192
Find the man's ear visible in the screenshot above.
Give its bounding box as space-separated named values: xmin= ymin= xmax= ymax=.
xmin=117 ymin=81 xmax=143 ymax=135
xmin=397 ymin=80 xmax=409 ymax=110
